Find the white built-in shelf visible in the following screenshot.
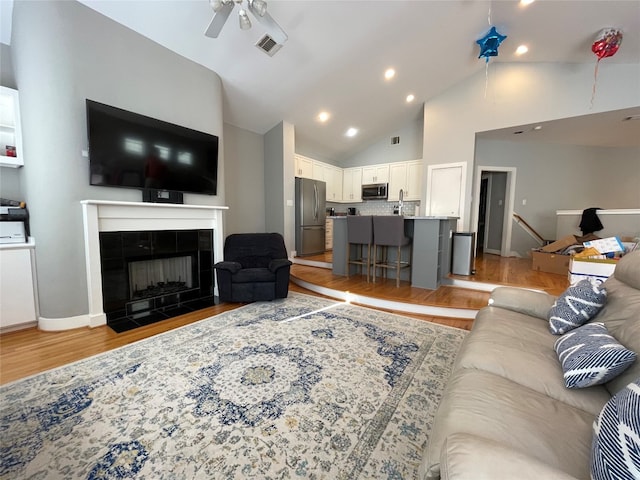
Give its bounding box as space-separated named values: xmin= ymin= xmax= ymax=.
xmin=0 ymin=86 xmax=23 ymax=168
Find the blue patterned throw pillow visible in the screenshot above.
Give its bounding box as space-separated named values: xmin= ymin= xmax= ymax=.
xmin=591 ymin=378 xmax=640 ymax=480
xmin=554 ymin=323 xmax=637 ymax=389
xmin=548 ymin=279 xmax=607 ymax=335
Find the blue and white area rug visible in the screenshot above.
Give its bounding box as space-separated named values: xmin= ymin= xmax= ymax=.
xmin=1 ymin=293 xmax=466 ymax=479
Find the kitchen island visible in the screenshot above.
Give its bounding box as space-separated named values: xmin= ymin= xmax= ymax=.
xmin=331 ymin=216 xmax=458 ymax=290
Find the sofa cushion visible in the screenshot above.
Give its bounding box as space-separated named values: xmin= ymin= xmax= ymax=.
xmin=488 ymin=287 xmax=557 ymax=320
xmin=440 ymin=433 xmax=581 ymax=480
xmin=420 ymin=368 xmax=595 ymax=480
xmin=457 ymin=307 xmax=610 ymax=415
xmin=554 ymin=323 xmax=637 ymax=389
xmin=594 ymin=273 xmax=640 ymax=396
xmin=591 ymin=378 xmax=640 ymax=480
xmin=548 ymin=279 xmax=607 ymax=335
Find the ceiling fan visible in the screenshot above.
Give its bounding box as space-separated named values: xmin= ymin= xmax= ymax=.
xmin=205 ymin=0 xmax=288 ymax=45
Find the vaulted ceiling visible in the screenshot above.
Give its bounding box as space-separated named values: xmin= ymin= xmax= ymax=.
xmin=4 ymin=1 xmax=640 ymax=160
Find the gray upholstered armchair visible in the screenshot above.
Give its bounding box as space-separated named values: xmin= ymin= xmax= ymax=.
xmin=214 ymin=233 xmax=292 ymax=303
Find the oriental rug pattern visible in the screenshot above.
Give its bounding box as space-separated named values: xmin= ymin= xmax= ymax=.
xmin=0 ymin=293 xmax=466 ymax=479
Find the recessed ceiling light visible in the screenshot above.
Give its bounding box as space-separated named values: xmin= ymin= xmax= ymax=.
xmin=520 ymin=0 xmax=535 ymax=6
xmin=533 ymin=125 xmax=542 ymax=131
xmin=317 ymin=111 xmax=330 ymax=123
xmin=515 ymin=45 xmax=529 ymax=55
xmin=406 ymin=94 xmax=415 ymax=103
xmin=384 ymin=68 xmax=395 ymax=80
xmin=345 ymin=127 xmax=358 ymax=137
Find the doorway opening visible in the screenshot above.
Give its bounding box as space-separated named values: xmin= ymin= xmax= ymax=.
xmin=471 ymin=166 xmax=517 ymax=257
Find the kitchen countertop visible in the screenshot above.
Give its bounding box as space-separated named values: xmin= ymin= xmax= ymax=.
xmin=329 ymin=215 xmax=458 ymax=220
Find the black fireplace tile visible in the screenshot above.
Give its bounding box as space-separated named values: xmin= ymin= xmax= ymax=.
xmin=133 ymin=311 xmax=169 ymax=327
xmin=199 ymin=250 xmax=212 ymax=267
xmin=198 ymin=230 xmax=213 ymax=249
xmin=122 ymin=232 xmax=153 ymax=258
xmin=176 ymin=230 xmax=198 ymax=252
xmin=153 ymin=231 xmax=177 ymax=255
xmin=100 ymin=232 xmax=123 ymax=260
xmin=108 ymin=317 xmax=140 ymax=333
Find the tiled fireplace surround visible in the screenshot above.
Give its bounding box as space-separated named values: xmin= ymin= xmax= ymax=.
xmin=81 ymin=200 xmax=227 ymax=330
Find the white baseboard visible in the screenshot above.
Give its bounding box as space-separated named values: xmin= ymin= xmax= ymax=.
xmin=39 ymin=314 xmax=92 ymax=331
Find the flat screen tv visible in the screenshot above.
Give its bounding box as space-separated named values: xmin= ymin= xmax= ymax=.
xmin=86 ymin=99 xmax=218 ymax=196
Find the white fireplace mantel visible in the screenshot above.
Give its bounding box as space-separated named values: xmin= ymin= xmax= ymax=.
xmin=81 ymin=200 xmax=228 ymax=328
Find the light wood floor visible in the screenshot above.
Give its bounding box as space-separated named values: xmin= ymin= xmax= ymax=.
xmin=0 ymin=253 xmax=568 ymax=386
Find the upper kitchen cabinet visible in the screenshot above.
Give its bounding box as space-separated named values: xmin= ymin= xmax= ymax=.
xmin=0 ymin=87 xmax=24 ymax=168
xmin=342 ymin=167 xmax=362 ymax=202
xmin=294 ymin=154 xmax=314 ymax=178
xmin=324 ymin=164 xmax=343 ymax=202
xmin=362 ymin=164 xmax=389 ymax=184
xmin=388 ymin=160 xmax=423 ymax=201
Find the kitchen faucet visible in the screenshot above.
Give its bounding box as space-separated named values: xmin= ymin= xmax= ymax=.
xmin=398 ymin=189 xmax=404 ymax=216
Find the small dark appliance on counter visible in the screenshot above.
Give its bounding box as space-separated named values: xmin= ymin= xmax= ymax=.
xmin=0 ymin=198 xmax=30 ymax=244
xmin=347 ymin=207 xmax=357 ymax=215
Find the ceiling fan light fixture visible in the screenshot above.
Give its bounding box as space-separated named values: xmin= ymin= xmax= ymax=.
xmin=239 ymin=9 xmax=251 ymax=30
xmin=250 ymin=0 xmax=268 ymax=17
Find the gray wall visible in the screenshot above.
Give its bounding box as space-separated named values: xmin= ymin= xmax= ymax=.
xmin=11 ymin=1 xmax=224 ymax=320
xmin=424 ymin=63 xmax=640 ymax=233
xmin=0 ymin=42 xmax=16 ymax=88
xmin=339 ymin=114 xmax=423 ymax=168
xmin=475 ymin=139 xmax=640 ymax=244
xmin=223 ymin=123 xmax=265 ymax=235
xmin=264 ymin=122 xmax=285 ymax=238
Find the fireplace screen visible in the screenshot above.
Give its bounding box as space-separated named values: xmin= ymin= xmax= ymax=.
xmin=128 ymin=255 xmax=194 ymax=300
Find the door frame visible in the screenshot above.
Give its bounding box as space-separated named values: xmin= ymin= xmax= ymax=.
xmin=471 ymin=166 xmax=517 ymax=257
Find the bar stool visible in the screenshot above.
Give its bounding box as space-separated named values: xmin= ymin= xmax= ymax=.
xmin=346 ymin=215 xmax=374 ymax=282
xmin=372 ymin=216 xmax=412 ymax=287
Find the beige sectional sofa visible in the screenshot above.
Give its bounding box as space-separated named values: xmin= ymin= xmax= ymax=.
xmin=420 ymin=250 xmax=640 ymax=480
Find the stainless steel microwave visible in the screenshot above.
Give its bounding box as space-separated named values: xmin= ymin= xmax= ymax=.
xmin=361 ymin=183 xmax=388 ymax=200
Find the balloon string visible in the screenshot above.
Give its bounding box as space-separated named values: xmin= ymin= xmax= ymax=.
xmin=590 ymin=58 xmax=600 ymax=109
xmin=488 ymin=5 xmax=491 ymax=25
xmin=484 ymin=59 xmax=489 ymax=99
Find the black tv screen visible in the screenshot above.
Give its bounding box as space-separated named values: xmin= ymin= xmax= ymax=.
xmin=86 ymin=99 xmax=218 ymax=195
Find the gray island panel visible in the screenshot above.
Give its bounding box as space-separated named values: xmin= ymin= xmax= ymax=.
xmin=331 ymin=216 xmax=457 ymax=290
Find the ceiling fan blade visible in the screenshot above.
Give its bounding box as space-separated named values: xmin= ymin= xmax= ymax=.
xmin=246 ymin=5 xmax=288 ymax=44
xmin=204 ymin=2 xmax=234 ymax=38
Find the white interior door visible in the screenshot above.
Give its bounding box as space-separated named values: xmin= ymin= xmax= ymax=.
xmin=426 ymin=162 xmax=466 ymax=229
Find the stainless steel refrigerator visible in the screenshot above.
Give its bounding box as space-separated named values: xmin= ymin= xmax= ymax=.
xmin=295 ymin=177 xmax=326 ymax=256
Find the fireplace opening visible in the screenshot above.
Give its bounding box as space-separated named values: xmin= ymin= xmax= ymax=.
xmin=99 ymin=229 xmax=215 ymax=333
xmin=129 ymin=255 xmax=194 ymax=300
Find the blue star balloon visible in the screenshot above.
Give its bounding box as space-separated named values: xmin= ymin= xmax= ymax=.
xmin=477 ymin=26 xmax=507 ymax=63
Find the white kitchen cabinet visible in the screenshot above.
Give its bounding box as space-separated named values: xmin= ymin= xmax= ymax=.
xmin=362 ymin=164 xmax=389 ymax=184
xmin=0 ymin=86 xmax=24 ymax=168
xmin=324 ymin=164 xmax=343 ymax=202
xmin=405 ymin=160 xmax=423 ymax=201
xmin=294 ymin=154 xmax=313 ymax=178
xmin=388 ymin=160 xmax=423 ymax=201
xmin=312 ymin=161 xmax=324 ymax=181
xmin=0 ymin=240 xmax=38 ymax=331
xmin=342 ymin=167 xmax=362 ymax=202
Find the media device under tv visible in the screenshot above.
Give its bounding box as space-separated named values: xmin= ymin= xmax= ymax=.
xmin=86 ymin=99 xmax=219 ymax=202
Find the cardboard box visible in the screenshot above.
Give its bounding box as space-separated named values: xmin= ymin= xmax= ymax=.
xmin=532 ymin=251 xmax=571 ymax=275
xmin=541 ymin=235 xmax=577 ymax=253
xmin=569 ymin=257 xmax=617 ymax=285
xmin=583 ymin=236 xmax=625 ymax=254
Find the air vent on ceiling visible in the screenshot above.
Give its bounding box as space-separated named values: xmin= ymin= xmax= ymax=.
xmin=391 ymin=136 xmax=400 ymax=145
xmin=255 ymin=34 xmax=283 ymax=57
